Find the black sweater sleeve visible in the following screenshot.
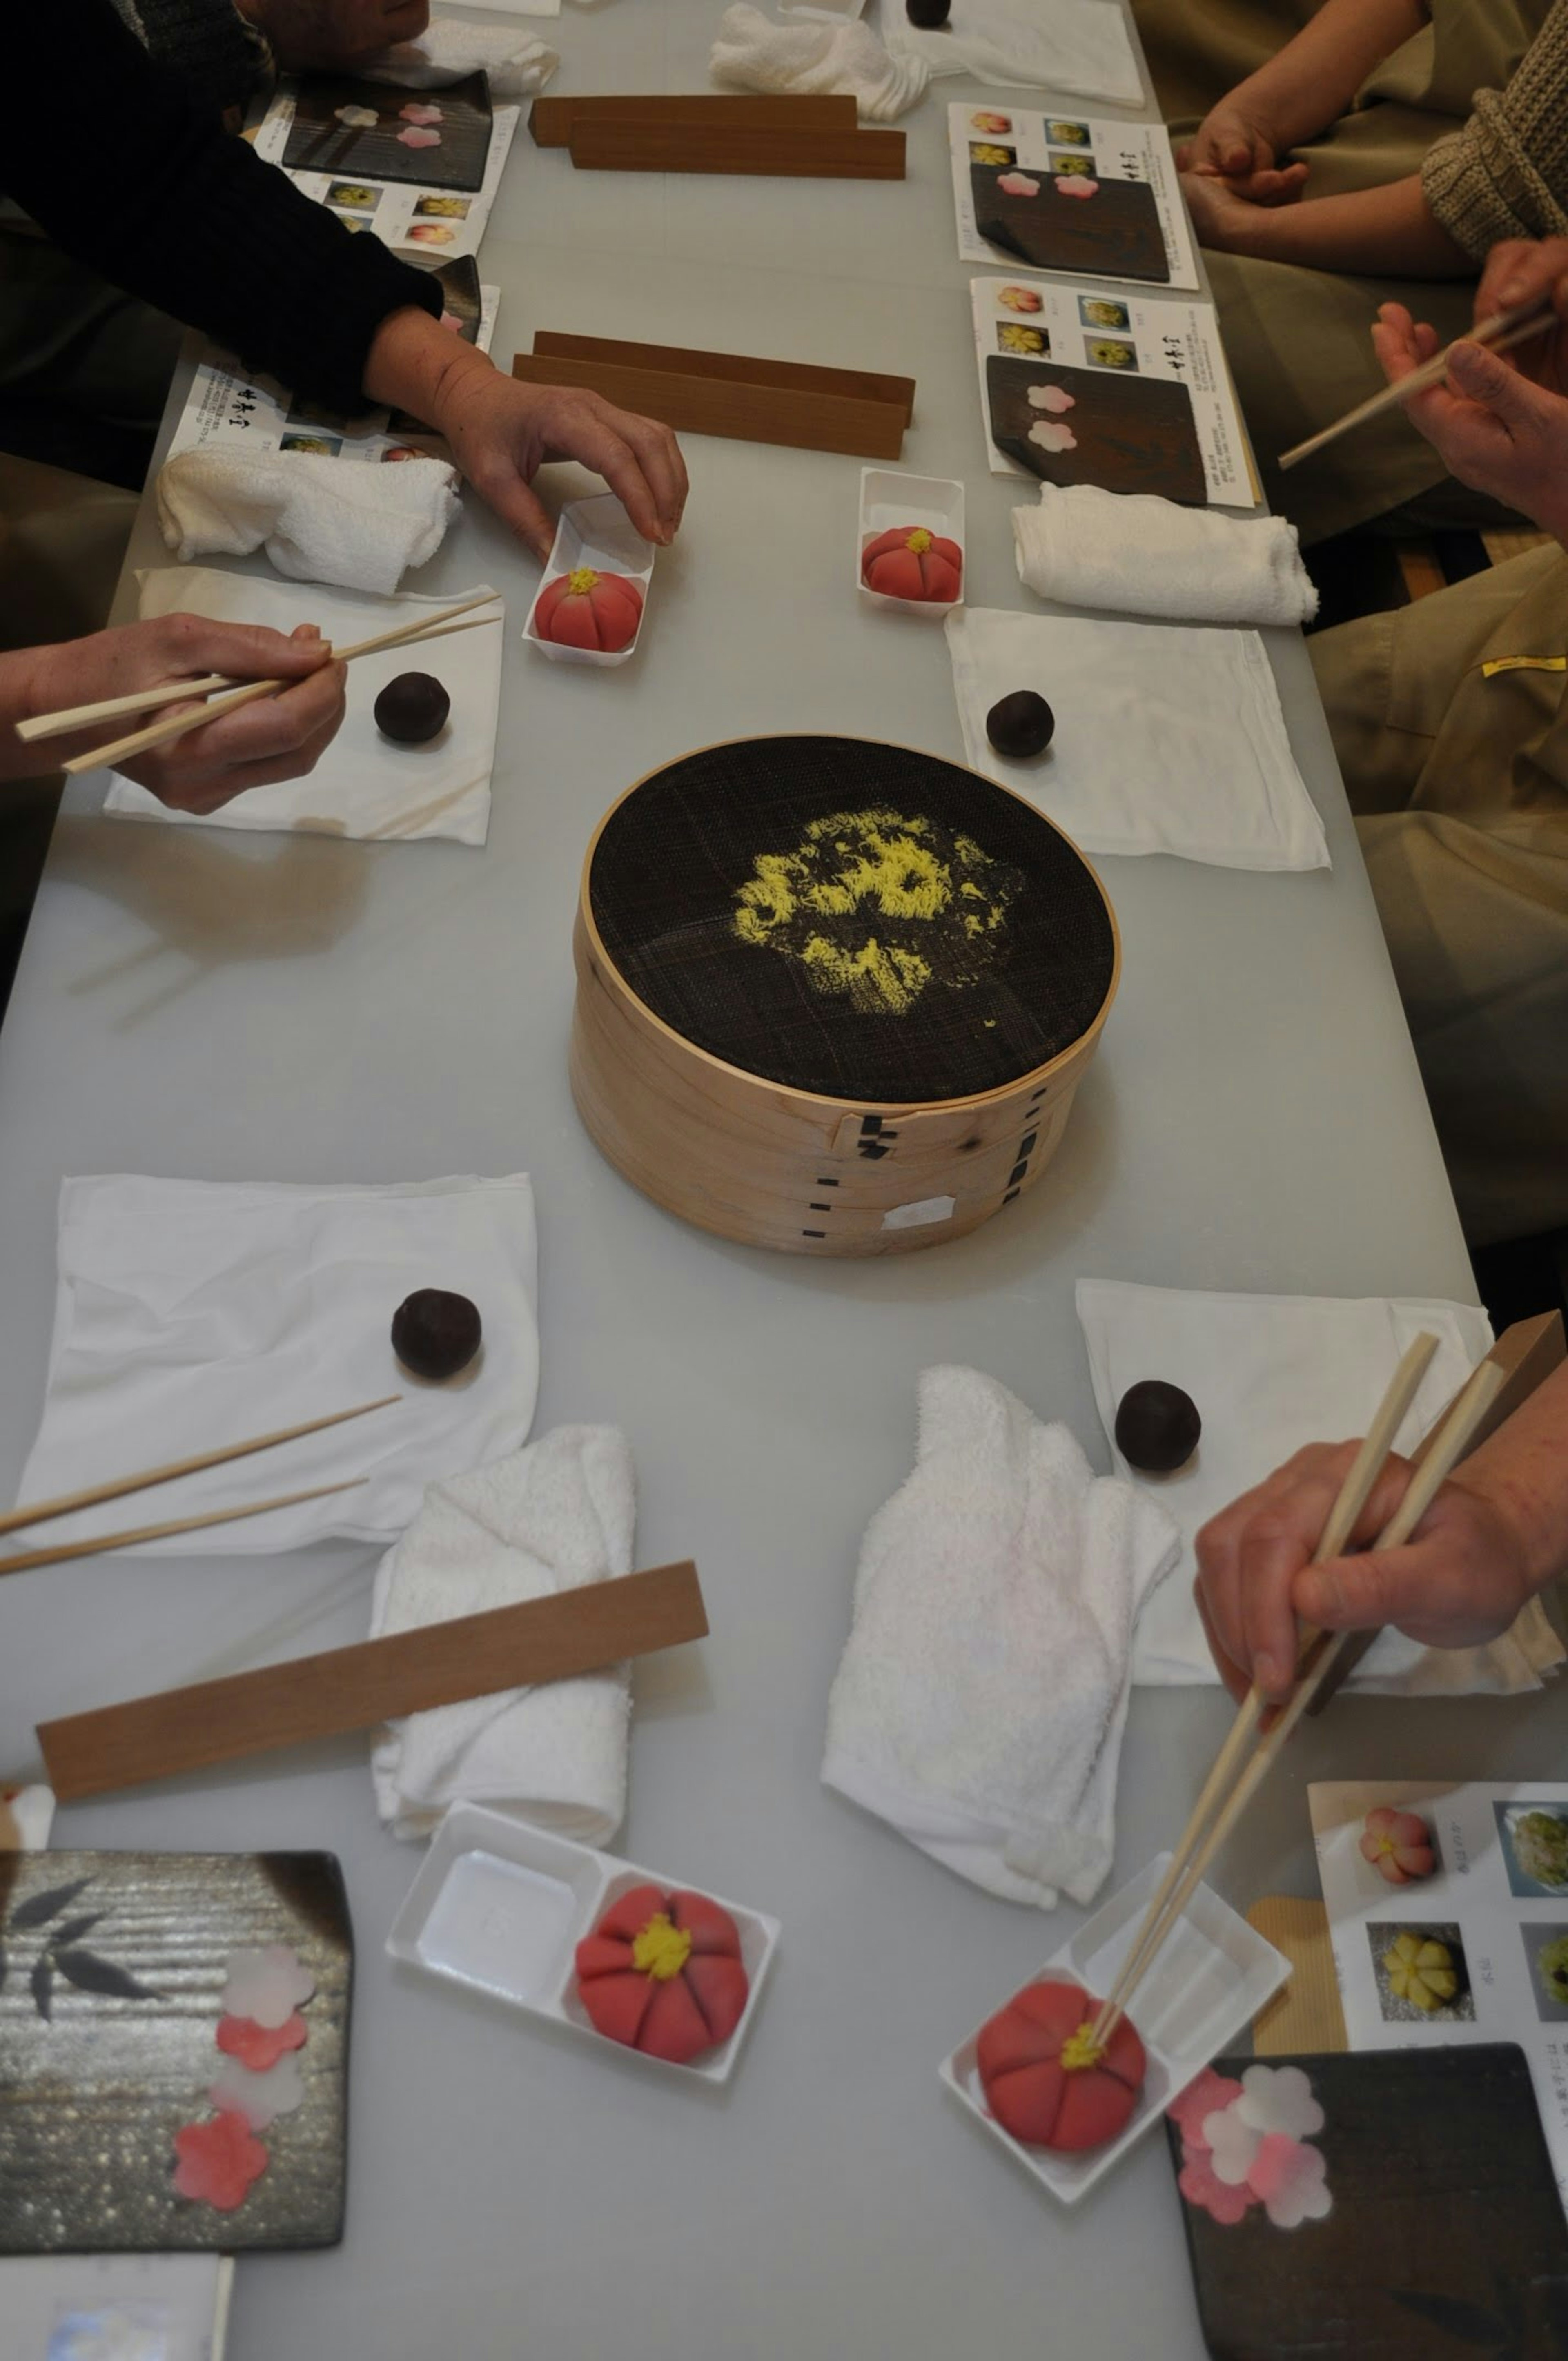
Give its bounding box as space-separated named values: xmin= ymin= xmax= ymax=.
xmin=7 ymin=0 xmax=441 ymax=414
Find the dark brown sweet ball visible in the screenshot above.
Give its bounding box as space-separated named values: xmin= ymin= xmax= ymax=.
xmin=906 ymin=0 xmax=951 ymax=21
xmin=986 ymin=690 xmax=1054 ymax=760
xmin=392 ymin=1289 xmax=482 ymax=1381
xmin=1114 ymin=1380 xmax=1201 ymax=1475
xmin=374 ymin=671 xmax=450 ymax=745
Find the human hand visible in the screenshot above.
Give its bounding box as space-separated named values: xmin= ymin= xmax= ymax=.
xmin=1373 ymin=254 xmax=1568 ymax=541
xmin=1179 ymin=167 xmax=1299 ymax=256
xmin=19 ymin=616 xmax=345 ymax=812
xmin=238 ymin=0 xmax=429 ymax=72
xmin=1175 ymin=96 xmax=1307 ymax=206
xmin=430 ymin=356 xmax=689 ymax=562
xmin=1193 ymin=1439 xmax=1536 ymax=1703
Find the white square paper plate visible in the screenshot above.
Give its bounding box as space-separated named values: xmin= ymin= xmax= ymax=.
xmin=523 ymin=493 xmax=655 ymax=667
xmin=939 ymin=1853 xmax=1290 ymax=2202
xmin=386 ymin=1802 xmax=779 ymax=2084
xmin=857 ymin=468 xmax=965 ymax=616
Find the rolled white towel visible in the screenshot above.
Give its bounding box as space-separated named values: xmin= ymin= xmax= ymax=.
xmin=363 ymin=19 xmax=558 ymax=98
xmin=1013 ymin=483 xmax=1319 ymax=628
xmin=156 ymin=448 xmax=459 ymax=596
xmin=371 ymin=1426 xmax=637 ymax=1846
xmin=710 ymin=4 xmax=929 ymax=121
xmin=821 ymin=1367 xmax=1179 ymax=1909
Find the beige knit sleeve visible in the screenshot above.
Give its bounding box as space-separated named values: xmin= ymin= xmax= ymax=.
xmin=1421 ymin=0 xmax=1568 ymax=257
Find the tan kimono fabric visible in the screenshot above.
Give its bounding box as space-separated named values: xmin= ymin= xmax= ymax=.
xmin=1132 ymin=0 xmax=1552 ymax=539
xmin=1311 ymin=543 xmax=1568 ymax=1245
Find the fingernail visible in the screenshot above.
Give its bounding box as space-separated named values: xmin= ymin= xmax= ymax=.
xmin=1253 ymin=1653 xmax=1278 ymax=1690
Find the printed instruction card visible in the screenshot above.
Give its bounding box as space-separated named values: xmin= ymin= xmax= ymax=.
xmin=951 ymin=103 xmax=1199 ymax=290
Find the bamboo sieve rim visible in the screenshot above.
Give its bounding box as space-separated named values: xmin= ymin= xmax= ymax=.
xmin=576 ymin=731 xmax=1121 ymax=1118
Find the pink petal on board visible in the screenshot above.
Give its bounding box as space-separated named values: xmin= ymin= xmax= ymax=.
xmin=1247 ymin=2133 xmax=1334 ymax=2229
xmin=399 ymin=102 xmax=443 ymax=125
xmin=1027 ymin=385 xmax=1076 ymax=414
xmin=397 ymin=126 xmax=443 ymax=151
xmin=1167 ymin=2070 xmax=1245 ymax=2149
xmin=1027 ymin=421 xmax=1078 ymax=454
xmin=1179 ymin=2147 xmax=1257 ymax=2226
xmin=216 ymin=2012 xmax=307 ymax=2071
xmin=172 ymin=2110 xmax=269 ymax=2211
xmin=1055 ymin=176 xmax=1100 ymax=198
xmin=997 ymin=172 xmax=1040 ymax=197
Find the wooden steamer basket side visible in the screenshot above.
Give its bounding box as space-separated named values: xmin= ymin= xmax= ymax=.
xmin=570 ymin=737 xmax=1120 ymax=1256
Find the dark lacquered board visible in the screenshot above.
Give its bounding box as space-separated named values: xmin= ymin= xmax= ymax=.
xmin=283 ymin=70 xmax=492 ymax=193
xmin=1167 ymin=2045 xmax=1568 ymax=2358
xmin=986 ymin=352 xmax=1206 ymax=508
xmin=0 ymin=1851 xmax=351 ymax=2254
xmin=971 ymin=165 xmax=1169 ymax=283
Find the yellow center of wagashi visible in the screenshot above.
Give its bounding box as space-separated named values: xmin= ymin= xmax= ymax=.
xmin=1061 ymin=2023 xmax=1107 ymax=2073
xmin=566 ymin=566 xmax=601 ymax=596
xmin=631 ymin=1913 xmax=693 ymax=1981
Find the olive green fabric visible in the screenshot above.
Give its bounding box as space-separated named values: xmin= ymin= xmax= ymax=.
xmin=1132 ymin=0 xmax=1552 ymax=539
xmin=1311 ymin=543 xmax=1568 ymax=1244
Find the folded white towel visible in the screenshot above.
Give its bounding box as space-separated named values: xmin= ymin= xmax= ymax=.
xmin=156 ymin=449 xmax=459 ymax=598
xmin=1076 ymin=1277 xmax=1566 ymax=1696
xmin=371 ymin=1426 xmax=636 ymax=1844
xmin=887 ymin=0 xmax=1142 ymax=105
xmin=710 ymin=4 xmax=929 ymax=121
xmin=364 ymin=19 xmax=559 ymax=98
xmin=821 ymin=1367 xmax=1180 ymax=1909
xmin=1014 ymin=485 xmax=1319 ymax=628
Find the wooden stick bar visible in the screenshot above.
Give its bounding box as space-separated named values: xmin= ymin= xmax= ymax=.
xmin=38 ymin=1559 xmax=708 ymax=1802
xmin=568 ymin=120 xmax=906 ymax=180
xmin=515 ymin=337 xmax=912 ymax=460
xmin=1278 ymin=298 xmax=1556 ymax=471
xmin=532 ymin=331 xmax=917 ymax=425
xmin=530 ymin=93 xmax=857 ymax=147
xmin=0 ymin=1479 xmax=364 ymax=1578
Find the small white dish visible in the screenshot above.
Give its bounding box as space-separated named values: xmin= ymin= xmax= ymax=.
xmin=386 ymin=1802 xmax=779 ymax=2085
xmin=938 ymin=1853 xmax=1290 ymax=2204
xmin=523 ymin=492 xmax=655 ymax=668
xmin=857 ymin=468 xmax=965 ymax=617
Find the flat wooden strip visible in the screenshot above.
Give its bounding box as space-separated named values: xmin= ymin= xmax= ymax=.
xmin=568 ymin=120 xmax=905 ymax=180
xmin=531 ymin=328 xmax=916 ymax=419
xmin=511 ymin=353 xmax=906 ymax=459
xmin=39 ymin=1560 xmax=707 ymax=1802
xmin=1247 ymin=1896 xmax=1348 ymax=2054
xmin=530 ymin=93 xmax=856 ymax=147
xmin=1307 ymin=1310 xmax=1564 ymax=1711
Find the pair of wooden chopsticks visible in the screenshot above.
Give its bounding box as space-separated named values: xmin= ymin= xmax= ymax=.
xmin=0 ymin=1394 xmax=399 ymax=1577
xmin=1086 ymin=1335 xmax=1507 ymax=2053
xmin=18 ymin=591 xmax=499 ymax=776
xmin=1279 ymin=294 xmax=1558 ymax=471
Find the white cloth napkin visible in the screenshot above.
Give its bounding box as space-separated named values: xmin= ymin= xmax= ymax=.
xmin=1013 ymin=485 xmax=1319 ymax=629
xmin=14 ymin=1174 xmax=539 ymax=1557
xmin=710 ymin=4 xmax=929 ymax=120
xmin=821 ymin=1367 xmax=1180 ymax=1909
xmin=1076 ymin=1277 xmax=1566 ymax=1695
xmin=157 ymin=450 xmax=460 ymax=598
xmin=364 ymin=18 xmax=559 ymax=96
xmin=886 ymin=0 xmax=1143 ymax=105
xmin=371 ymin=1426 xmax=636 ymax=1843
xmin=946 ymin=605 xmax=1329 ymax=871
xmin=102 ymin=568 xmax=504 ymax=845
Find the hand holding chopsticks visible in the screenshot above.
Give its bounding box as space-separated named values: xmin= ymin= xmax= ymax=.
xmin=1087 ymin=1344 xmax=1506 ymax=2052
xmin=1278 ymin=292 xmax=1559 ymax=472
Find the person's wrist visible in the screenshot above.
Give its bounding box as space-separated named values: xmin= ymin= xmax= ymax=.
xmin=1453 ymin=1466 xmax=1564 ymax=1601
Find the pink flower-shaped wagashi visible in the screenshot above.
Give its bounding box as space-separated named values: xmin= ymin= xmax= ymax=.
xmin=172 ymin=2110 xmax=269 ymax=2211
xmin=1055 ymin=176 xmax=1100 ymax=199
xmin=1028 ymin=421 xmax=1078 ymax=454
xmin=997 ymin=172 xmax=1040 ymax=198
xmin=1203 ymin=2099 xmax=1264 ymax=2187
xmin=222 ymin=1945 xmax=314 ymax=2029
xmin=1027 ymin=385 xmax=1076 ymax=415
xmin=398 ymin=126 xmax=443 ymax=151
xmin=1178 ymin=2145 xmax=1257 ymax=2225
xmin=216 ymin=2011 xmax=307 ymax=2071
xmin=1247 ymin=2132 xmax=1333 ymax=2228
xmin=399 ymin=102 xmax=443 ymax=125
xmin=335 ymin=105 xmax=378 ymax=130
xmin=1359 ymin=1805 xmax=1436 ymax=1884
xmin=1167 ymin=2069 xmax=1244 ymax=2150
xmin=1236 ymin=2063 xmax=1325 ymax=2142
xmin=210 ymin=2054 xmax=305 ymax=2130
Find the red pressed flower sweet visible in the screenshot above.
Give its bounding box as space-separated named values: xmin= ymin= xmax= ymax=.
xmin=172 ymin=2109 xmax=269 ymax=2210
xmin=535 ymin=566 xmax=644 ymax=653
xmin=216 ymin=2011 xmax=308 ymax=2072
xmin=976 ymin=1979 xmax=1146 ymax=2152
xmin=1359 ymin=1805 xmax=1436 ymax=1885
xmin=861 ymin=526 xmax=963 ymax=604
xmin=575 ymin=1883 xmax=749 ymax=2065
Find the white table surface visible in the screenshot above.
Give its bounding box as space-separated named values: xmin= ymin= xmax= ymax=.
xmin=2 ymin=5 xmax=1563 ymax=2355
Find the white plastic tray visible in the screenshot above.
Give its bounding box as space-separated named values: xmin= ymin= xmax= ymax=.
xmin=386 ymin=1802 xmax=780 ymax=2084
xmin=857 ymin=468 xmax=965 ymax=617
xmin=939 ymin=1853 xmax=1290 ymax=2203
xmin=523 ymin=493 xmax=656 ymax=668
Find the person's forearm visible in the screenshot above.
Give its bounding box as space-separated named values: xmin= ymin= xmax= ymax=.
xmin=1225 ymin=172 xmax=1473 ymax=275
xmin=0 ymin=646 xmax=55 ymax=782
xmin=1226 ymin=0 xmax=1428 ymax=152
xmin=1451 ymin=1359 xmax=1568 ymax=1594
xmin=361 ymin=304 xmax=494 ymax=428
